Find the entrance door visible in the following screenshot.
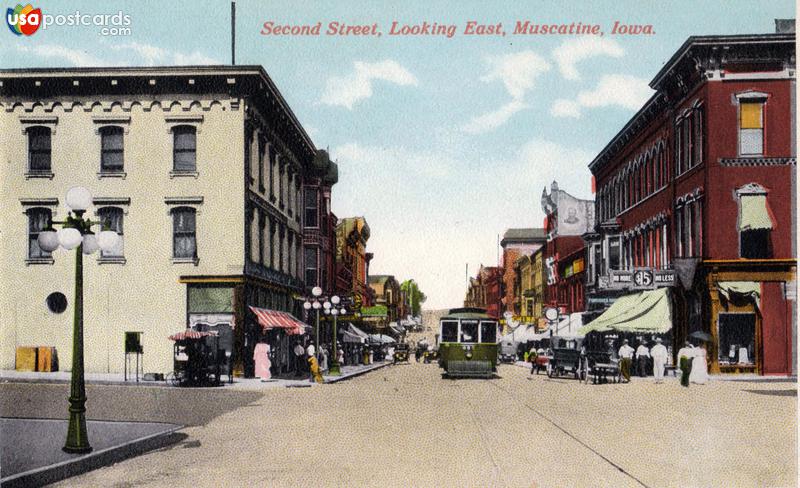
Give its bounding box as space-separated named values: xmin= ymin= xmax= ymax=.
xmin=717 ymin=313 xmax=757 ymax=372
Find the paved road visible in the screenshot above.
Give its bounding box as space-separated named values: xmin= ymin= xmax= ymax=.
xmin=5 ymin=362 xmax=794 ymax=487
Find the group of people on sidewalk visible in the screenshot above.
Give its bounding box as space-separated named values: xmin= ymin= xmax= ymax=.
xmin=617 ymin=338 xmax=708 ymax=385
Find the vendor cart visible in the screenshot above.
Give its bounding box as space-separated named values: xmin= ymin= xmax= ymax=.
xmin=168 ymin=329 xmax=223 ymax=387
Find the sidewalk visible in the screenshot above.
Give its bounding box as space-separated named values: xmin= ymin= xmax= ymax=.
xmin=509 ymin=360 xmax=796 ymax=381
xmin=0 ymin=361 xmax=392 ymax=390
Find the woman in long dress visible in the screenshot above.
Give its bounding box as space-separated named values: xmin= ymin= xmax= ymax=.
xmin=254 ymin=342 xmax=271 ymax=381
xmin=689 ymin=345 xmax=709 ymax=384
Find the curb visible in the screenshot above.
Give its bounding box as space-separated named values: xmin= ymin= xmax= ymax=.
xmin=324 ymin=362 xmax=391 ymax=384
xmin=1 ymin=377 xmax=171 ymax=388
xmin=0 ymin=422 xmax=184 ymax=488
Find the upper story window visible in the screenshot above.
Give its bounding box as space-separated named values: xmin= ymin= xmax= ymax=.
xmin=304 ymin=188 xmax=318 ymax=228
xmin=736 ymin=183 xmax=773 ymax=259
xmin=172 ymin=207 xmax=197 ymax=260
xmin=96 ymin=206 xmax=125 ymax=259
xmin=304 ymin=246 xmax=318 ymax=287
xmin=739 ymin=100 xmax=764 ymax=156
xmin=27 ymin=207 xmax=52 ymax=260
xmin=172 ymin=125 xmax=197 ymax=172
xmin=675 ymin=103 xmax=704 ymax=177
xmin=28 ymin=126 xmax=52 ymax=173
xmin=100 ymin=126 xmax=124 ymax=173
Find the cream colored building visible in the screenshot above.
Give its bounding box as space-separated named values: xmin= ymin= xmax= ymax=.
xmin=0 ymin=66 xmax=320 ymax=376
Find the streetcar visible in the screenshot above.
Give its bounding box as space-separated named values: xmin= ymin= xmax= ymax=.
xmin=438 ymin=307 xmax=498 ymax=378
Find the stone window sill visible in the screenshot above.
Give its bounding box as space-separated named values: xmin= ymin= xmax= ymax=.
xmin=98 ymin=171 xmax=127 ymax=179
xmin=172 ymin=257 xmax=199 ymax=265
xmin=25 ymin=171 xmax=54 ymax=180
xmin=25 ymin=257 xmax=54 ymax=265
xmin=169 ymin=171 xmax=199 ymax=179
xmin=98 ymin=256 xmax=126 ymax=265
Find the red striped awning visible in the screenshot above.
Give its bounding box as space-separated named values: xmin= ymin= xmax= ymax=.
xmin=169 ymin=329 xmax=217 ymax=341
xmin=248 ymin=306 xmax=308 ymax=335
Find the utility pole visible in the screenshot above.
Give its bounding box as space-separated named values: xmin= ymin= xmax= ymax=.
xmin=231 ymin=1 xmax=236 ymax=65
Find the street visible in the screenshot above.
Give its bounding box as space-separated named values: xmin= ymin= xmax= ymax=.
xmin=2 ymin=362 xmax=795 ymax=488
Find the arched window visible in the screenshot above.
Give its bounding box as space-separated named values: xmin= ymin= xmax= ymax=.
xmin=172 ymin=125 xmax=197 ymax=172
xmin=28 ymin=126 xmax=52 ymax=172
xmin=100 ymin=126 xmax=124 ymax=173
xmin=172 ymin=207 xmax=197 ymax=259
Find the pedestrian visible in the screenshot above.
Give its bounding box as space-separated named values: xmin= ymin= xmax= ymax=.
xmin=618 ymin=339 xmax=634 ymax=383
xmin=677 ymin=341 xmax=695 ymax=387
xmin=529 ymin=347 xmax=538 ymax=375
xmin=319 ymin=345 xmax=328 ymax=372
xmin=523 ymin=349 xmax=530 ymax=363
xmin=254 ymin=342 xmax=271 ymax=381
xmin=650 ymin=338 xmax=668 ymax=383
xmin=636 ymin=339 xmax=650 ymax=377
xmin=337 ymin=343 xmax=344 ymax=367
xmin=689 ymin=344 xmax=709 ymax=384
xmin=293 ymin=341 xmax=305 ymax=377
xmin=306 ymin=342 xmax=316 ymax=360
xmin=308 ymin=354 xmax=324 ymax=383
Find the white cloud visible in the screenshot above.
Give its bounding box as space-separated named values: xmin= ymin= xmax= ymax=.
xmin=550 ymin=99 xmax=581 ymax=119
xmin=109 ymin=42 xmax=220 ymax=65
xmin=461 ymin=99 xmax=528 ymax=134
xmin=552 ymin=37 xmax=624 ymax=81
xmin=15 ymin=44 xmax=104 ymax=67
xmin=320 ymin=60 xmax=418 ymax=110
xmin=577 ymin=74 xmax=652 ymax=110
xmin=480 ymin=50 xmax=551 ymax=99
xmin=551 ymin=74 xmax=653 ymax=118
xmin=462 ymin=50 xmax=550 ymax=134
xmin=16 ymin=42 xmax=220 ymax=67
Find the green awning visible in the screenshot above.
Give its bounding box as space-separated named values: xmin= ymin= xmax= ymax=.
xmin=717 ymin=281 xmax=760 ymax=305
xmin=739 ymin=195 xmax=773 ymax=231
xmin=361 ymin=305 xmax=388 ymax=317
xmin=579 ymin=288 xmax=671 ymax=335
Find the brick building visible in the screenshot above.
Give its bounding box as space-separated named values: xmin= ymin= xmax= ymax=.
xmin=500 ymin=228 xmax=546 ymax=318
xmin=586 ymin=25 xmax=796 ymax=375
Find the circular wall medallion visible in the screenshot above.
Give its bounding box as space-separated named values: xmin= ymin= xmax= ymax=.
xmin=46 ymin=292 xmax=68 ymax=314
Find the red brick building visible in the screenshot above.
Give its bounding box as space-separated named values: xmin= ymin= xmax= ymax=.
xmin=586 ymin=26 xmax=796 ymax=375
xmin=541 ymin=182 xmax=594 ymax=319
xmin=500 ymin=228 xmax=546 ymax=318
xmin=464 ymin=265 xmax=503 ymax=319
xmin=303 ymin=149 xmax=338 ymax=294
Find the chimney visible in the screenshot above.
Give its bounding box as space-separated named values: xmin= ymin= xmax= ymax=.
xmin=774 ymin=19 xmax=795 ymax=33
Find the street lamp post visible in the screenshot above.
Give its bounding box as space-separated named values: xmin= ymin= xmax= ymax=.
xmin=303 ymin=288 xmax=346 ymax=376
xmin=36 ymin=187 xmax=121 ymax=454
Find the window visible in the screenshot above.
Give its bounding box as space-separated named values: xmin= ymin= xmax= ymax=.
xmin=172 ymin=207 xmax=197 ymax=259
xmin=258 ymin=212 xmax=266 ymax=264
xmin=269 ymin=220 xmax=276 ymax=268
xmin=693 ymin=107 xmax=704 ymax=166
xmin=304 ymin=246 xmax=318 ymax=287
xmin=304 ymin=188 xmax=318 ymax=228
xmin=440 ymin=320 xmax=458 ymax=343
xmin=96 ymin=207 xmax=124 ymax=258
xmin=739 ymin=101 xmax=764 ymax=155
xmin=460 ymin=320 xmax=478 ymax=343
xmin=737 ymin=187 xmax=773 ymax=259
xmin=172 ymin=126 xmax=197 ymax=172
xmin=479 ymin=321 xmax=497 ymax=343
xmin=100 ymin=126 xmax=124 ymax=172
xmin=27 ymin=208 xmax=52 ymax=259
xmin=608 ymin=235 xmax=621 ymax=270
xmin=258 ymin=139 xmax=266 ymax=191
xmin=674 ymin=122 xmax=683 ymax=176
xmin=28 ymin=126 xmax=52 ymax=172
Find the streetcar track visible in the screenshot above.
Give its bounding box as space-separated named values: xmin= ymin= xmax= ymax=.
xmin=490 ymin=375 xmax=652 ymax=488
xmin=462 ymin=389 xmax=508 ymax=488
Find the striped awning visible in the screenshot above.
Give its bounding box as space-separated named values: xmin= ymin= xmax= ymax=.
xmin=169 ymin=329 xmax=217 ymax=341
xmin=249 ymin=306 xmax=308 ymax=335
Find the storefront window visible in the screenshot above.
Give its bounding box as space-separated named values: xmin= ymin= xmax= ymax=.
xmin=718 ymin=313 xmax=755 ymax=365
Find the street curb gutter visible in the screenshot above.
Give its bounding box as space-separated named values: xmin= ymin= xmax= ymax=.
xmin=324 ymin=362 xmax=391 ymax=384
xmin=0 ymin=424 xmax=184 ymax=488
xmin=1 ymin=377 xmax=171 ymax=388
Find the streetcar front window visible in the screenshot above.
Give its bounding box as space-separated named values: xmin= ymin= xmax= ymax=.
xmin=480 ymin=321 xmax=497 ymax=343
xmin=441 ymin=321 xmax=458 ymax=343
xmin=460 ymin=320 xmax=478 ymax=343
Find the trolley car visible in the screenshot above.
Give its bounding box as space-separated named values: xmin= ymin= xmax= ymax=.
xmin=438 ymin=307 xmax=498 ymax=378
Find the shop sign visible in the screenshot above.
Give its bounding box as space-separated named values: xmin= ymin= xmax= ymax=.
xmin=601 ymin=268 xmax=675 ymax=290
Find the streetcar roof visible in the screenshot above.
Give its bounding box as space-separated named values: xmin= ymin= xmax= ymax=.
xmin=440 ymin=308 xmax=496 ymax=320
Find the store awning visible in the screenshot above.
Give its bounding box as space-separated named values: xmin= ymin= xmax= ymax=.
xmin=739 ymin=194 xmax=773 ymax=231
xmin=348 ymin=323 xmax=370 ymax=339
xmin=340 ymin=329 xmax=365 ymax=343
xmin=169 ymin=329 xmax=216 ymax=341
xmin=248 ymin=306 xmax=308 ymax=335
xmin=388 ymin=322 xmax=405 ymax=336
xmin=579 ymin=288 xmax=671 ymax=335
xmin=368 ymin=334 xmax=396 ymax=345
xmin=717 ymin=281 xmax=761 ymax=306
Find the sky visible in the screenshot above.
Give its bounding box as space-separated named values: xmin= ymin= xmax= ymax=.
xmin=3 ymin=1 xmax=795 ymax=309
